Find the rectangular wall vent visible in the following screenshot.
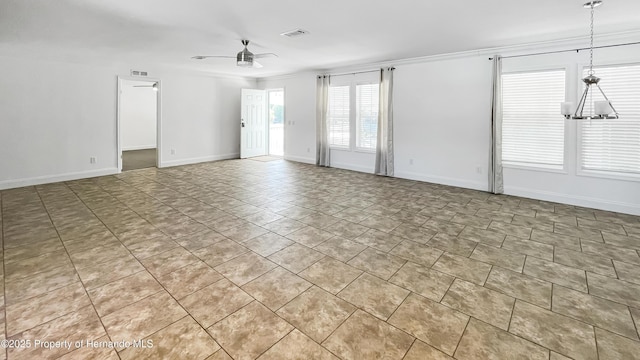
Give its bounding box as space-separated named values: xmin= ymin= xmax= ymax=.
xmin=280 ymin=28 xmax=309 ymax=37
xmin=130 ymin=70 xmax=148 ymax=77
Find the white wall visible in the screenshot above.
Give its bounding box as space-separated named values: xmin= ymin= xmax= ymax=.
xmin=121 ymin=80 xmax=157 ymax=151
xmin=394 ymin=56 xmax=492 ymax=191
xmin=257 ymin=73 xmax=316 ymax=163
xmin=0 ymin=56 xmax=256 ymax=189
xmin=160 ymin=74 xmax=255 ymax=167
xmin=0 ymin=57 xmax=118 ymax=187
xmin=258 ymin=57 xmax=492 ymax=186
xmin=258 ymin=41 xmax=640 ymax=215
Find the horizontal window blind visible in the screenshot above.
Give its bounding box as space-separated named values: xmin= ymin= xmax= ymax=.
xmin=329 ymin=85 xmax=350 ymax=147
xmin=356 ymin=84 xmax=379 ymax=150
xmin=502 ymin=70 xmax=566 ymax=168
xmin=580 ymin=64 xmax=640 ymax=175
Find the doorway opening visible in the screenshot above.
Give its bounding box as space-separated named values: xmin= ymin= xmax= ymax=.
xmin=117 ymin=78 xmax=160 ymax=171
xmin=268 ymin=89 xmax=284 ymax=156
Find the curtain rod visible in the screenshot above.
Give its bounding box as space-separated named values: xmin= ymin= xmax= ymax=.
xmin=488 ymin=41 xmax=640 ymax=60
xmin=320 ymin=67 xmax=396 ymax=78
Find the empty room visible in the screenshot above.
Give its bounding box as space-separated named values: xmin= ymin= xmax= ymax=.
xmin=1 ymin=0 xmax=640 ymax=359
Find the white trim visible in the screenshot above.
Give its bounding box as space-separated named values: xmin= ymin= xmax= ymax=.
xmin=283 ymin=155 xmax=315 ymax=164
xmin=504 ymin=186 xmax=640 ymax=216
xmin=159 ymin=153 xmax=239 ymax=168
xmin=502 ymin=163 xmax=567 ymax=174
xmin=117 ymin=76 xmax=162 ymax=173
xmin=256 ymin=31 xmax=640 ymax=81
xmin=576 ymin=168 xmax=640 ymax=183
xmin=266 ymin=88 xmax=285 ymax=157
xmin=122 ymin=145 xmax=157 ymax=151
xmin=354 ymin=148 xmax=376 ymax=154
xmin=0 ymin=168 xmax=119 ymax=190
xmin=331 ymin=161 xmax=373 ymax=174
xmin=395 ymin=171 xmax=487 ymax=192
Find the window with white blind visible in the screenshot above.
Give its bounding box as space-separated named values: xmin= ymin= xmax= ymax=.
xmin=356 ymin=84 xmax=379 ymax=150
xmin=502 ymin=70 xmax=566 ymax=169
xmin=579 ymin=64 xmax=640 ymax=176
xmin=328 ymin=85 xmax=350 ymax=147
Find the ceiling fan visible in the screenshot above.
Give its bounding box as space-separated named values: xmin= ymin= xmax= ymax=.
xmin=192 ymin=40 xmax=277 ymax=68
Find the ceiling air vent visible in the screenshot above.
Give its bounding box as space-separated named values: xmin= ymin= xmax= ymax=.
xmin=130 ymin=70 xmax=148 ymax=77
xmin=280 ymin=28 xmax=309 ymax=37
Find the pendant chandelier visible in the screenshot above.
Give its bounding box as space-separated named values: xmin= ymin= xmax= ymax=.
xmin=561 ymin=0 xmax=618 ymax=120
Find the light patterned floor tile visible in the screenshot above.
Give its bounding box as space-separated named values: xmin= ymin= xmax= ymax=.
xmin=277 ymin=286 xmax=356 ymax=343
xmin=454 ymin=318 xmax=548 ymax=360
xmin=388 ymin=294 xmax=469 ymax=355
xmin=552 ymin=285 xmax=638 ymax=340
xmin=120 ymin=316 xmax=219 ymax=360
xmin=509 ymin=300 xmax=597 ymax=360
xmin=338 ymin=273 xmax=409 ymax=320
xmin=179 ymin=278 xmax=253 ymax=328
xmin=323 ymin=310 xmax=414 ymax=360
xmin=441 ymin=279 xmax=515 ymax=330
xmin=432 ymin=252 xmax=492 ymax=285
xmin=207 ymin=301 xmax=293 ymax=360
xmin=389 ymin=262 xmax=454 ymax=302
xmin=257 ymin=329 xmax=339 ymax=360
xmin=242 ymin=267 xmax=312 ymax=310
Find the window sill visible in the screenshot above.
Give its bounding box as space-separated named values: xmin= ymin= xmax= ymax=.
xmin=576 ymin=169 xmax=640 ymax=183
xmin=503 ymin=162 xmax=567 ymax=175
xmin=354 ymin=148 xmax=376 ymax=154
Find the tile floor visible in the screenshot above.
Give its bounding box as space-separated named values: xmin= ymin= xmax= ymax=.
xmin=122 ymin=149 xmax=157 ymax=171
xmin=1 ymin=159 xmax=640 ymax=359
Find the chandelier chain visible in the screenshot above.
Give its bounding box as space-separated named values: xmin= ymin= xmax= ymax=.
xmin=589 ymin=4 xmax=595 ymax=75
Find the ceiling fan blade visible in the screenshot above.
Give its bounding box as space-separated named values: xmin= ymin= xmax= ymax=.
xmin=252 ymin=60 xmax=263 ymax=68
xmin=191 ymin=55 xmax=236 ymax=60
xmin=254 ymin=53 xmax=278 ymax=59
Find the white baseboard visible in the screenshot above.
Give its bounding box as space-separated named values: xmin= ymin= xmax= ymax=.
xmin=395 ymin=170 xmax=487 ymax=191
xmin=160 ymin=153 xmax=239 ymax=168
xmin=283 ymin=155 xmax=315 ymax=165
xmin=122 ymin=145 xmax=156 ymax=151
xmin=331 ymin=161 xmax=374 ymax=174
xmin=0 ymin=168 xmax=120 ymax=190
xmin=504 ymin=186 xmax=640 ymax=216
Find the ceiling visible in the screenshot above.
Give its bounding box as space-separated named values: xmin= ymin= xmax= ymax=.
xmin=2 ymin=0 xmax=640 ymax=78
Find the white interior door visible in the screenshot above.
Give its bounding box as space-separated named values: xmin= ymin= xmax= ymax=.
xmin=241 ymin=89 xmax=267 ymax=158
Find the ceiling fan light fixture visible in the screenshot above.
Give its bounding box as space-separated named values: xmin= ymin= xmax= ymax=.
xmin=192 ymin=39 xmax=275 ymax=68
xmin=237 ymin=49 xmax=254 ymax=67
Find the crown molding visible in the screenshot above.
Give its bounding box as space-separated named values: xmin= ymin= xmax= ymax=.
xmin=259 ymin=30 xmax=640 ymax=81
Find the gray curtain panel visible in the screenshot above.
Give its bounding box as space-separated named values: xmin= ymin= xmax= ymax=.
xmin=490 ymin=56 xmax=504 ymax=194
xmin=375 ymin=67 xmax=395 ymax=176
xmin=316 ymin=75 xmax=331 ymax=167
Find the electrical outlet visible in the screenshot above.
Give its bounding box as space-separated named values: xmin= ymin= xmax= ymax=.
xmin=476 ymin=166 xmax=482 ymax=174
xmin=409 ymin=158 xmax=414 ymax=165
xmin=89 ymin=157 xmax=97 ymax=164
xmin=170 ymin=149 xmax=176 ymax=155
xmin=307 ymin=147 xmax=310 ymax=153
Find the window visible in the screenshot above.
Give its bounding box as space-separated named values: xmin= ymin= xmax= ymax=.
xmin=328 ymin=85 xmax=350 ymax=147
xmin=502 ymin=70 xmax=566 ymax=169
xmin=328 ymin=75 xmax=380 ymax=150
xmin=580 ymin=64 xmax=640 ymax=176
xmin=356 ymin=84 xmax=379 ymax=150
